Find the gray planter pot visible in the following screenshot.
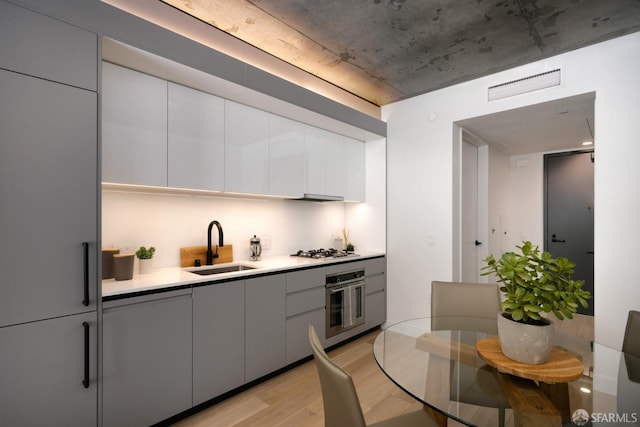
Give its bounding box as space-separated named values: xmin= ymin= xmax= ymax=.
xmin=497 ymin=313 xmax=554 ymax=364
xmin=113 ymin=253 xmax=135 ymax=281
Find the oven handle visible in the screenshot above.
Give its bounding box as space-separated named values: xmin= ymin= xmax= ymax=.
xmin=327 ymin=279 xmax=365 ymax=291
xmin=329 ymin=283 xmax=364 ymax=293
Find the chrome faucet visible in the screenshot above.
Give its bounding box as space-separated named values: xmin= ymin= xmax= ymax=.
xmin=206 ymin=220 xmax=224 ymax=265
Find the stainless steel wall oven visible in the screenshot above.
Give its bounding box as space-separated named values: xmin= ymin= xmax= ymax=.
xmin=325 ymin=269 xmax=365 ymax=338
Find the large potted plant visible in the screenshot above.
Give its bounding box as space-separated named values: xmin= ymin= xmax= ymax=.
xmin=482 ymin=241 xmax=591 ymax=364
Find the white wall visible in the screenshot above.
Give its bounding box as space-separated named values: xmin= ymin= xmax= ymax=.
xmin=508 ymin=153 xmax=545 ymax=248
xmin=102 ymin=190 xmax=345 ymax=268
xmin=346 ymin=137 xmax=387 ymax=253
xmin=383 ymin=31 xmax=640 ymax=350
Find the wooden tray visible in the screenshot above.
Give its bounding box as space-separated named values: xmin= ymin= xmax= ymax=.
xmin=476 ymin=336 xmax=584 ymax=384
xmin=180 ymin=245 xmax=233 ymax=268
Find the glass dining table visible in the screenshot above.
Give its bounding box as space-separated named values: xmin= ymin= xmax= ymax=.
xmin=372 ymin=317 xmax=640 ymax=427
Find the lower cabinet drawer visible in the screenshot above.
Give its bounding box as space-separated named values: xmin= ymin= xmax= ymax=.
xmin=365 ymin=291 xmax=386 ymax=330
xmin=366 ymin=274 xmax=385 ymax=294
xmin=286 ymin=287 xmax=324 ymax=317
xmin=286 ymin=308 xmax=325 ymax=364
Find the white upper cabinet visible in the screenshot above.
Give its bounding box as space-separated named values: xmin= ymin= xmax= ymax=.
xmin=304 ymin=126 xmax=366 ymax=201
xmin=325 ymin=131 xmax=346 ymax=198
xmin=224 ymin=101 xmax=270 ymax=195
xmin=343 ymin=136 xmax=366 ymax=202
xmin=304 ymin=126 xmax=330 ymax=196
xmin=102 ymin=62 xmax=168 ymax=187
xmin=168 ymin=83 xmax=225 ymax=191
xmin=269 ymin=114 xmax=305 ymax=197
xmin=101 ymin=63 xmax=366 ymax=199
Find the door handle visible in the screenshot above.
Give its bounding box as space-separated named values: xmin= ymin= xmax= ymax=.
xmin=475 ymin=240 xmax=482 ymax=246
xmin=551 ymin=234 xmax=566 ymax=243
xmin=82 ymin=322 xmax=90 ymax=389
xmin=82 ymin=242 xmax=89 ymax=306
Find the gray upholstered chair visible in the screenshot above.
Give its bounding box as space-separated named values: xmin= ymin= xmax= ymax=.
xmin=430 ymin=281 xmax=508 ymax=426
xmin=622 ymin=310 xmax=640 ymax=358
xmin=431 ymin=280 xmax=502 ymax=334
xmin=308 ymin=325 xmax=438 ymax=427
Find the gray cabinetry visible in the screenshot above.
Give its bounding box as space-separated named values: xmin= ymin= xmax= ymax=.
xmin=0 ymin=68 xmax=98 ymax=328
xmin=102 ymin=290 xmax=193 ymax=427
xmin=193 ymin=281 xmax=245 ymax=405
xmin=364 ymin=257 xmax=386 ymax=329
xmin=0 ymin=4 xmax=98 ymax=424
xmin=0 ymin=0 xmax=97 ymax=91
xmin=245 ymin=274 xmax=286 ymax=382
xmin=285 ymin=268 xmax=326 ymax=363
xmin=0 ymin=312 xmax=97 ymax=427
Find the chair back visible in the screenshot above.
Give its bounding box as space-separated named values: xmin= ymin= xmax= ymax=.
xmin=431 ymin=281 xmax=501 ymax=334
xmin=308 ymin=325 xmax=367 ymax=427
xmin=622 ymin=310 xmax=640 ymax=358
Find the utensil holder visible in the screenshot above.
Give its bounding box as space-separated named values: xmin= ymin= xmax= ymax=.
xmin=102 ymin=248 xmax=120 ymax=279
xmin=113 ymin=253 xmax=135 ymax=281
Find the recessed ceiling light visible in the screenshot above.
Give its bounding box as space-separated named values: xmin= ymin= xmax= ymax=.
xmin=582 ymin=141 xmax=593 ymax=146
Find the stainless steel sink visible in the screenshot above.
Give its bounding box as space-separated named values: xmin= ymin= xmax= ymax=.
xmin=189 ymin=264 xmax=257 ymax=275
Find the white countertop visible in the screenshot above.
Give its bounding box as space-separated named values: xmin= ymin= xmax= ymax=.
xmin=102 ymin=251 xmax=384 ymax=298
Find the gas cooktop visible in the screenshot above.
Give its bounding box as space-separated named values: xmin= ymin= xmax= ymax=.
xmin=291 ymin=248 xmax=359 ymax=259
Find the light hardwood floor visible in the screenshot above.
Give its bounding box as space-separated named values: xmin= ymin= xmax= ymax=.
xmin=172 ymin=316 xmax=593 ymax=427
xmin=172 ymin=330 xmax=425 ymax=427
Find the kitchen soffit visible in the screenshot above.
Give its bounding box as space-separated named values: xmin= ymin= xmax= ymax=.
xmin=159 ymin=0 xmax=640 ymax=107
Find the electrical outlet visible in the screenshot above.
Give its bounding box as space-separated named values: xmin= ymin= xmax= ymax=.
xmin=262 ymin=234 xmax=271 ymax=250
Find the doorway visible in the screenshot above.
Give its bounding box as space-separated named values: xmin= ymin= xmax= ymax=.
xmin=454 ymin=92 xmax=595 ymax=285
xmin=544 ymin=151 xmax=594 ymax=316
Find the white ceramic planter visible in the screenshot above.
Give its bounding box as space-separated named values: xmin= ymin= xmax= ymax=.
xmin=497 ymin=313 xmax=554 ymax=364
xmin=138 ymin=258 xmax=153 ymax=274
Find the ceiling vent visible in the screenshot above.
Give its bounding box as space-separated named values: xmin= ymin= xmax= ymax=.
xmin=488 ymin=69 xmax=561 ymax=101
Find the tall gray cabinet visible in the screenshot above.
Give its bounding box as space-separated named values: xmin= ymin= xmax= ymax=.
xmin=0 ymin=1 xmax=98 ymax=425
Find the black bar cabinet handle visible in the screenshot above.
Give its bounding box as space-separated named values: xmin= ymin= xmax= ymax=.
xmin=82 ymin=321 xmax=90 ymax=389
xmin=82 ymin=242 xmax=89 ymax=306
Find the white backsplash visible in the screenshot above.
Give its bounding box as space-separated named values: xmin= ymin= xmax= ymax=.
xmin=102 ymin=190 xmax=350 ymax=268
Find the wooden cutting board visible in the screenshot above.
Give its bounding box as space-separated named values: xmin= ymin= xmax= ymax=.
xmin=476 ymin=336 xmax=584 ymax=384
xmin=180 ymin=245 xmax=233 ymax=268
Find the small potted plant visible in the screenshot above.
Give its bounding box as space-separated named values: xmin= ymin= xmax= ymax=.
xmin=482 ymin=241 xmax=591 ymax=364
xmin=346 ymin=243 xmax=355 ymax=252
xmin=135 ymin=246 xmax=155 ymax=274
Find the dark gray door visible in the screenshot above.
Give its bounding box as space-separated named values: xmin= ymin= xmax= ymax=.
xmin=544 ymin=151 xmax=594 ymax=316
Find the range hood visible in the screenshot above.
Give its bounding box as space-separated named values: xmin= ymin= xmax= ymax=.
xmin=296 ymin=193 xmax=344 ymax=202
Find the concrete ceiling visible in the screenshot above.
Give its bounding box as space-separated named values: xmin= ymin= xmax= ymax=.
xmin=161 ymin=0 xmax=640 ymax=107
